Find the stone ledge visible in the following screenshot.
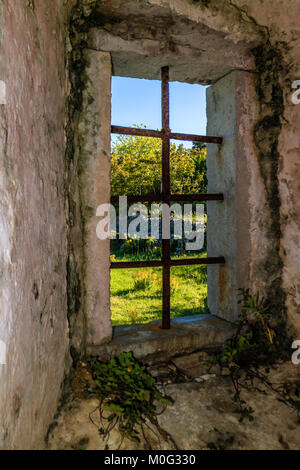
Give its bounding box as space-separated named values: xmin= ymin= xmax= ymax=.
xmin=87 ymin=315 xmax=233 ymax=363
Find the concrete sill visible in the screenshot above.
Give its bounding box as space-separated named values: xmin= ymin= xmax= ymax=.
xmin=87 ymin=315 xmax=233 ymax=363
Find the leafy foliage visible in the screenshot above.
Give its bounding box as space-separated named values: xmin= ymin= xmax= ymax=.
xmin=207 ymin=289 xmax=300 ymax=425
xmin=111 ymin=130 xmax=207 ymax=196
xmin=87 ymin=352 xmax=172 ymax=444
xmin=210 ymin=289 xmax=276 ymax=367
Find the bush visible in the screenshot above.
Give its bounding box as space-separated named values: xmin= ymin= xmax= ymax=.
xmin=87 ymin=353 xmax=172 ymax=443
xmin=111 ymin=129 xmax=207 ymax=196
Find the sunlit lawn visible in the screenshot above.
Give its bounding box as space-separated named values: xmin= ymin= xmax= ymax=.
xmin=111 ymin=256 xmax=208 ymax=325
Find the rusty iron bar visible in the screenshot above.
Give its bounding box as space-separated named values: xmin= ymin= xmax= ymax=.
xmin=169 ymin=194 xmax=224 ymax=202
xmin=170 ymin=132 xmax=222 ymax=144
xmin=111 ymin=258 xmax=226 ymax=270
xmin=161 ymin=66 xmax=171 ymax=330
xmin=111 ymin=194 xmax=224 ymax=203
xmin=111 ymin=125 xmax=223 ymax=145
xmin=111 ymin=126 xmax=161 ymax=138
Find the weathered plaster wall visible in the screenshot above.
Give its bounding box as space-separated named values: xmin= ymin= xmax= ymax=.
xmin=66 ymin=0 xmax=300 ymax=342
xmin=207 ymin=72 xmax=238 ymax=321
xmin=207 ymin=70 xmax=256 ymax=322
xmin=279 ymin=44 xmax=300 ymax=336
xmin=0 ymin=0 xmax=69 ymax=449
xmin=195 ymin=1 xmax=300 ymax=340
xmin=79 ymin=50 xmax=112 ymax=350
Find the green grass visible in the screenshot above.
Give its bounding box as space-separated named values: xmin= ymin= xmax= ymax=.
xmin=111 ymin=256 xmax=208 ymax=326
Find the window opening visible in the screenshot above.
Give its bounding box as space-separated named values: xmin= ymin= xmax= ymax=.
xmin=111 ymin=67 xmax=225 ymax=330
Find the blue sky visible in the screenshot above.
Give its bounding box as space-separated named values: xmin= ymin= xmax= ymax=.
xmin=111 ymin=77 xmax=208 ymax=148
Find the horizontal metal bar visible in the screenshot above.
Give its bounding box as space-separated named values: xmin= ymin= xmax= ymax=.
xmin=110 ymin=257 xmax=225 ymax=269
xmin=111 ymin=194 xmax=224 ymax=203
xmin=169 ymin=257 xmax=225 ymax=266
xmin=170 ymin=194 xmax=224 ymax=202
xmin=111 ymin=126 xmax=162 ymax=138
xmin=111 ymin=260 xmax=162 ymax=269
xmin=111 ymin=126 xmax=223 ymax=145
xmin=111 ymin=195 xmax=162 ymax=204
xmin=170 ymin=132 xmax=223 ymax=145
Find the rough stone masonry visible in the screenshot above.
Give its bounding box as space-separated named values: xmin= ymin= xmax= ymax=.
xmin=0 ymin=0 xmax=300 ymax=449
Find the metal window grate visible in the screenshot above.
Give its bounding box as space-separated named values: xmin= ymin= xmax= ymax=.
xmin=111 ymin=66 xmax=225 ymax=330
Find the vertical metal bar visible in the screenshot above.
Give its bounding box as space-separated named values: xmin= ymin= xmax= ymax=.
xmin=161 ymin=66 xmax=171 ymax=330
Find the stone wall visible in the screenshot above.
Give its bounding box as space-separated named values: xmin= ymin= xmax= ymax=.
xmin=0 ymin=0 xmax=299 ymax=450
xmin=73 ymin=0 xmax=300 ymax=339
xmin=207 ymin=71 xmax=257 ymax=322
xmin=0 ymin=0 xmax=69 ymax=449
xmin=79 ymin=49 xmax=112 ymax=349
xmin=278 ymin=40 xmax=300 ymax=335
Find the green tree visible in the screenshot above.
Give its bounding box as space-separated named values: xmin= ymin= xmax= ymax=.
xmin=111 ymin=132 xmax=207 ymax=196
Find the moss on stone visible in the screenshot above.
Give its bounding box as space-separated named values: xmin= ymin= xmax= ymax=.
xmin=65 ymin=1 xmax=101 ymax=357
xmin=252 ymin=40 xmax=292 ymax=350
